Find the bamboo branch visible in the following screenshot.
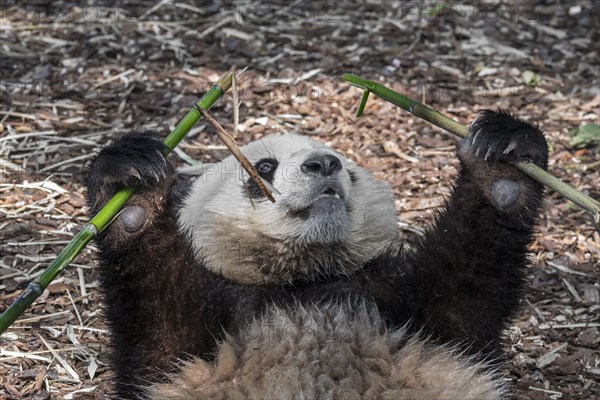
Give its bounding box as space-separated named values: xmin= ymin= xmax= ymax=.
xmin=0 ymin=72 xmax=234 ymax=334
xmin=343 ymin=74 xmax=600 ymax=230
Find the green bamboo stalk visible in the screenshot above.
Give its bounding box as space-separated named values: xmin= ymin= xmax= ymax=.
xmin=343 ymin=74 xmax=600 ymax=229
xmin=0 ymin=72 xmax=233 ymax=335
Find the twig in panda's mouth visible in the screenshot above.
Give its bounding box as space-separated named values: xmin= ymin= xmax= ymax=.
xmin=198 ymin=108 xmax=279 ymax=203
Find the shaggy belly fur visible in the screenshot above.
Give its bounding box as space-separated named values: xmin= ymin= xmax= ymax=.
xmin=149 ymin=302 xmax=506 ymax=400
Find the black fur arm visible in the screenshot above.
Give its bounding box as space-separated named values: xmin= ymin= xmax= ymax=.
xmin=377 ymin=110 xmax=548 ymax=356
xmin=86 ymin=132 xmax=283 ymax=398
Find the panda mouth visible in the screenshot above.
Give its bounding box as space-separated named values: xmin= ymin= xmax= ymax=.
xmin=288 ymin=185 xmax=346 ymax=218
xmin=307 ymin=186 xmax=345 ymax=214
xmin=316 ymin=187 xmax=342 ymax=200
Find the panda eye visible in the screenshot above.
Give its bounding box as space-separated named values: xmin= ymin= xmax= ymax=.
xmin=257 ymin=160 xmax=275 ymax=175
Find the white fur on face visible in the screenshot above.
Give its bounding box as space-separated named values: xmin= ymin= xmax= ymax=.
xmin=178 ymin=134 xmax=399 ymax=284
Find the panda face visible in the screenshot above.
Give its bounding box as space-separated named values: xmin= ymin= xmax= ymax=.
xmin=248 ymin=143 xmax=353 ymax=247
xmin=179 ymin=134 xmax=399 ymax=284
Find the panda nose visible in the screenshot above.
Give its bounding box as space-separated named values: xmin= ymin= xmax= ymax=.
xmin=301 ymin=154 xmax=342 ymax=177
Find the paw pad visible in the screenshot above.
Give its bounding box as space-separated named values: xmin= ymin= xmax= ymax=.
xmin=117 ymin=206 xmax=147 ymax=233
xmin=491 ymin=179 xmax=521 ymax=209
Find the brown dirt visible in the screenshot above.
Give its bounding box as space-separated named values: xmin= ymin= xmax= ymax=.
xmin=0 ymin=1 xmax=598 ymax=399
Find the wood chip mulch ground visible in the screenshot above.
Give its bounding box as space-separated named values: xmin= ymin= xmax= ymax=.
xmin=1 ymin=1 xmax=598 ymax=399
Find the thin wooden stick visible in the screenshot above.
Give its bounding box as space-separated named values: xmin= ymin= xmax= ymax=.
xmin=232 ymin=72 xmax=240 ymax=139
xmin=199 ymin=108 xmax=278 ymax=203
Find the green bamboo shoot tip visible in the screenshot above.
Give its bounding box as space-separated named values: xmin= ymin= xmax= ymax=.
xmin=343 ymin=74 xmax=375 ymax=91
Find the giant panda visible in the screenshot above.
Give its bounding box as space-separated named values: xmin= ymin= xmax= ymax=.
xmin=85 ymin=110 xmax=548 ymax=399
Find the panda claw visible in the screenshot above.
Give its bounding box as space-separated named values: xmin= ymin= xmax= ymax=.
xmin=484 ymin=146 xmax=494 ymax=162
xmin=475 ymin=145 xmax=483 ymax=158
xmin=129 ymin=169 xmax=141 ymax=180
xmin=503 ymin=140 xmax=518 ymax=156
xmin=471 ymin=128 xmax=483 ymax=146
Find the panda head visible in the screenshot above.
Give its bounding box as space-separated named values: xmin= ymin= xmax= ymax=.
xmin=179 ymin=134 xmax=399 ymax=285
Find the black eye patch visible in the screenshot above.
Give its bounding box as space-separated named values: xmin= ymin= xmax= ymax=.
xmin=257 ymin=159 xmax=276 ymax=176
xmin=246 ymin=158 xmax=278 ymax=199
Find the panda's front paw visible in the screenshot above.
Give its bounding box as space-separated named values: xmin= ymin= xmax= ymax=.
xmin=86 ymin=131 xmax=172 ymax=211
xmin=459 ymin=109 xmax=548 ymax=170
xmin=457 ymin=110 xmax=548 ymax=213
